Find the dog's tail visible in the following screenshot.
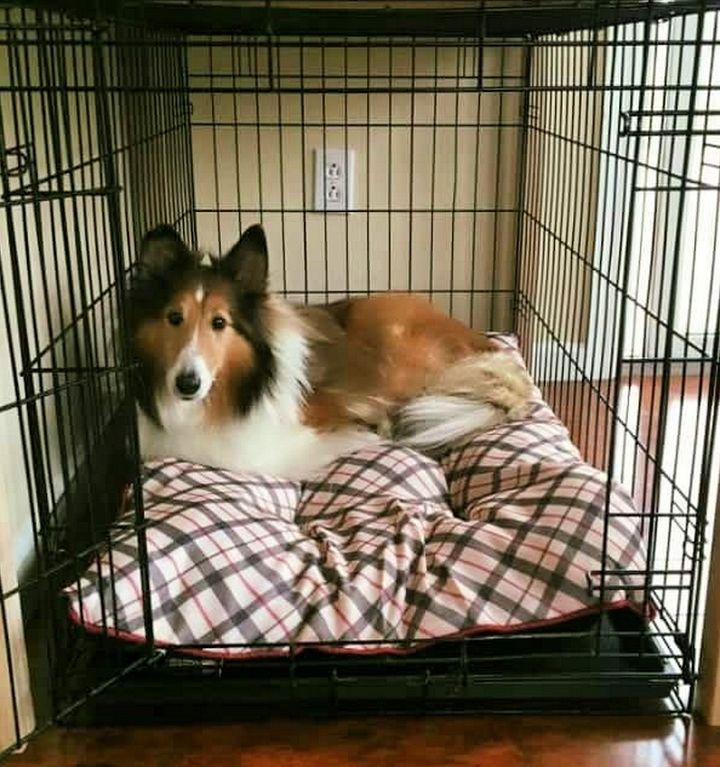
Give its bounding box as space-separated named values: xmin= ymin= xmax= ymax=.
xmin=392 ymin=353 xmax=534 ymax=456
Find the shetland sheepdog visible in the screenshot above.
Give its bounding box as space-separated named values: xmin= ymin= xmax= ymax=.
xmin=128 ymin=223 xmax=533 ymax=480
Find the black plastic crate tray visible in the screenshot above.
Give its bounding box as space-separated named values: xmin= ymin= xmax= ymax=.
xmin=57 ymin=609 xmax=681 ymax=723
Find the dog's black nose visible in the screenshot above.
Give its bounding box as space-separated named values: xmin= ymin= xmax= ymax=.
xmin=175 ymin=370 xmax=201 ymax=397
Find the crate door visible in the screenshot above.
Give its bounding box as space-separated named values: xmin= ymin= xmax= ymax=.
xmin=0 ymin=8 xmax=194 ymax=749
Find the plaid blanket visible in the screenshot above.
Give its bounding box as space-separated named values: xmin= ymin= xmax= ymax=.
xmin=66 ymin=343 xmax=647 ymax=658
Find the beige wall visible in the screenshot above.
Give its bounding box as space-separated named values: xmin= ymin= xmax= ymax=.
xmin=188 ymin=39 xmax=524 ymax=329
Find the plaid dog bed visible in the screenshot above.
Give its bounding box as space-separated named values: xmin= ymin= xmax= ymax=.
xmin=66 ymin=342 xmax=647 ymax=658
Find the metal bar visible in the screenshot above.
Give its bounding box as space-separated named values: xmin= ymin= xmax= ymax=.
xmin=645 ymin=6 xmax=707 ymax=673
xmin=92 ymin=25 xmax=155 ymax=651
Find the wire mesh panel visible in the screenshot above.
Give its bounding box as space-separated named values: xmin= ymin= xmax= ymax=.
xmin=517 ymin=8 xmax=720 ymax=708
xmin=0 ymin=4 xmax=193 ymax=755
xmin=0 ymin=0 xmax=719 ymax=753
xmin=188 ymin=35 xmax=523 ymax=328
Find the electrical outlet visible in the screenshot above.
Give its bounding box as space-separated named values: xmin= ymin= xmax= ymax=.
xmin=314 ymin=147 xmax=354 ymax=212
xmin=327 ymin=183 xmax=341 ymax=202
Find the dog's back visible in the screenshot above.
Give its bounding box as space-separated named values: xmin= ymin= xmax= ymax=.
xmin=299 ymin=293 xmax=533 ymax=452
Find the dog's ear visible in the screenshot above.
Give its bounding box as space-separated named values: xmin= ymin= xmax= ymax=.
xmin=223 ymin=224 xmax=268 ymax=294
xmin=139 ymin=225 xmax=194 ymax=275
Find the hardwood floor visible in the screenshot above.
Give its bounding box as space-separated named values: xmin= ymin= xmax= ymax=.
xmin=8 ymin=716 xmax=720 ymax=767
xmin=542 ymin=373 xmax=713 ymax=509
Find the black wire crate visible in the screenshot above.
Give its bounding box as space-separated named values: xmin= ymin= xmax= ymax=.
xmin=1 ymin=1 xmax=720 ymax=754
xmin=56 ymin=610 xmax=680 ymax=725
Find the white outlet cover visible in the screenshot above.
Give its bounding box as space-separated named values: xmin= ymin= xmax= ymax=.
xmin=314 ymin=147 xmax=354 ymax=212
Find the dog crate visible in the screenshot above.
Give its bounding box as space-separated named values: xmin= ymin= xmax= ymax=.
xmin=1 ymin=0 xmax=720 ymax=753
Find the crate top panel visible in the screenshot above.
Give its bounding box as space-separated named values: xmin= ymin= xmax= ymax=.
xmin=11 ymin=1 xmax=720 ymax=37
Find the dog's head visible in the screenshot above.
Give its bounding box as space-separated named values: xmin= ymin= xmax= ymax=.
xmin=128 ymin=224 xmax=276 ymax=426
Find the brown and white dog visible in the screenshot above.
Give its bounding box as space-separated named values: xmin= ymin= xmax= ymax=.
xmin=129 ymin=223 xmax=533 ymax=479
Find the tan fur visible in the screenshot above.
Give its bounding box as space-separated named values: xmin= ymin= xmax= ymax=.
xmin=134 ymin=290 xmax=202 ymax=376
xmin=325 ymin=294 xmax=495 ymax=403
xmin=298 ymin=293 xmax=526 ymax=434
xmin=424 ymin=354 xmax=534 ymax=417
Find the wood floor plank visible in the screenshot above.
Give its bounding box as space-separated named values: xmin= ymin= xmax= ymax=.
xmin=7 ymin=716 xmax=720 ymax=767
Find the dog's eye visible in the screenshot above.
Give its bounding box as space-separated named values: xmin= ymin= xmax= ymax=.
xmin=211 ymin=316 xmax=227 ymax=331
xmin=166 ymin=310 xmax=183 ymax=326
